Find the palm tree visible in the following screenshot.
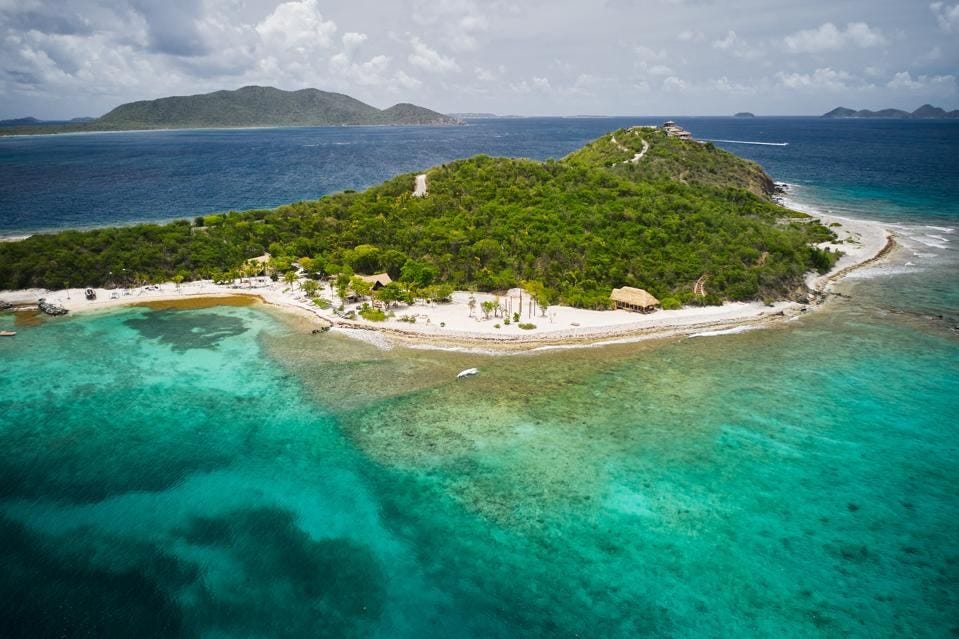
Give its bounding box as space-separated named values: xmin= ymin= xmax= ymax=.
xmin=283 ymin=271 xmax=297 ymax=289
xmin=241 ymin=262 xmax=256 ymax=287
xmin=302 ymin=279 xmax=319 ymax=298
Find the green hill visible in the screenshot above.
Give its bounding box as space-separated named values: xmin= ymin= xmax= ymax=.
xmin=563 ymin=127 xmax=774 ymax=197
xmin=822 ymin=104 xmax=959 ymax=119
xmin=0 ymin=127 xmax=837 ymax=308
xmin=0 ymin=86 xmax=460 ymax=135
xmin=377 ymin=103 xmax=456 ymax=125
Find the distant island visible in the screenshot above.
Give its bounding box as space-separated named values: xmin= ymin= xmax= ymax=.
xmin=822 ymin=104 xmax=959 ymax=119
xmin=0 ymin=116 xmax=94 ymax=126
xmin=447 ymin=112 xmax=499 ymax=119
xmin=733 ymin=112 xmax=756 ymax=118
xmin=0 ymin=86 xmax=460 ymax=136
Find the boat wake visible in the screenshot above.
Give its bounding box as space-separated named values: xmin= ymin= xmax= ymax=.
xmin=704 ymin=139 xmax=789 ymax=146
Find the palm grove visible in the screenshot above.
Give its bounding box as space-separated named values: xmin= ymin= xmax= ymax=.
xmin=0 ymin=128 xmax=838 ymax=309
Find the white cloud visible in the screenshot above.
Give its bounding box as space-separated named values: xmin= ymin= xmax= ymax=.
xmin=407 ymin=36 xmax=460 ymax=73
xmin=455 ymin=13 xmax=488 ymax=50
xmin=649 ymin=75 xmax=757 ymax=97
xmin=327 ymin=30 xmax=418 ymax=90
xmin=394 ymin=69 xmax=422 ymax=90
xmin=709 ymin=76 xmax=756 ymax=94
xmin=930 ymin=2 xmax=959 ymax=33
xmin=887 ymin=71 xmax=956 ymax=91
xmin=634 ymin=45 xmax=667 ymax=61
xmin=776 ymin=67 xmax=857 ymax=91
xmin=329 ymin=49 xmax=393 ymax=86
xmin=509 ymin=76 xmax=553 ymax=94
xmin=2 ymin=0 xmax=958 ymax=119
xmin=342 ymin=32 xmax=368 ymax=49
xmin=712 ymin=31 xmax=737 ymax=50
xmin=677 ymin=30 xmax=705 ymax=43
xmin=634 ymin=46 xmax=676 ymax=77
xmin=712 ymin=30 xmax=762 ymax=60
xmin=255 ymin=0 xmax=337 ymax=52
xmin=412 ymin=0 xmax=488 ymax=51
xmin=475 ymin=66 xmax=496 ymax=81
xmin=569 ymin=73 xmax=611 ymax=95
xmin=509 ymin=79 xmax=531 ymax=94
xmin=784 ymin=22 xmax=887 ymax=53
xmin=662 ymin=76 xmax=688 ymax=92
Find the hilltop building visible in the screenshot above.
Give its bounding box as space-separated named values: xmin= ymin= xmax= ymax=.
xmin=662 ymin=121 xmax=693 ymax=140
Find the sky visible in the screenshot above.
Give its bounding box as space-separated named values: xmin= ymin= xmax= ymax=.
xmin=0 ymin=0 xmax=957 ymax=119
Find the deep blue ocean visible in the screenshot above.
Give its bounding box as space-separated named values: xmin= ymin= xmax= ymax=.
xmin=1 ymin=117 xmax=957 ymax=233
xmin=1 ymin=119 xmax=957 ymax=637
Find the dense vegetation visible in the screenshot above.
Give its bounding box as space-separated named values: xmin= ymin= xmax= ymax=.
xmin=0 ymin=86 xmax=459 ymax=136
xmin=0 ymin=128 xmax=839 ymax=308
xmin=564 ymin=128 xmax=774 ymax=197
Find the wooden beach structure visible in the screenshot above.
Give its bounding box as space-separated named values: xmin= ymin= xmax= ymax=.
xmin=610 ymin=287 xmax=660 ymax=313
xmin=357 ymin=273 xmax=392 ymax=291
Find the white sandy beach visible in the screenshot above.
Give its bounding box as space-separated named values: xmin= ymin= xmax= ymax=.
xmin=784 ymin=199 xmax=893 ymax=293
xmin=0 ymin=210 xmax=894 ymax=352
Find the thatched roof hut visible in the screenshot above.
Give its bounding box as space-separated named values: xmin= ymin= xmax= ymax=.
xmin=611 ymin=287 xmax=660 ymax=313
xmin=358 ymin=273 xmax=393 ymax=290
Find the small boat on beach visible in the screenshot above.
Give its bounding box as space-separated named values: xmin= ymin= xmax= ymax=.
xmin=0 ymin=331 xmax=15 ymax=337
xmin=456 ymin=368 xmax=479 ymax=379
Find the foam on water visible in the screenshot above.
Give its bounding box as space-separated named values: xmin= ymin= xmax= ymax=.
xmin=688 ymin=325 xmax=756 ymax=338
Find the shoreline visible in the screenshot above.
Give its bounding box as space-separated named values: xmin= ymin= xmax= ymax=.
xmin=1 ymin=207 xmax=895 ymax=353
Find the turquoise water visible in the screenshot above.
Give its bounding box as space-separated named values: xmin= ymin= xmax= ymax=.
xmin=1 ymin=289 xmax=956 ymax=637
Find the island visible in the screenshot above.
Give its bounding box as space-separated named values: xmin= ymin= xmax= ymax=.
xmin=0 ymin=122 xmax=891 ymax=348
xmin=733 ymin=112 xmax=756 ymax=118
xmin=447 ymin=112 xmax=499 ymax=119
xmin=0 ymin=116 xmax=94 ymax=126
xmin=0 ymin=86 xmax=461 ymax=136
xmin=822 ymin=104 xmax=959 ymax=119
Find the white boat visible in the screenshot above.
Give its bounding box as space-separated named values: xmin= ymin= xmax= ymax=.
xmin=456 ymin=368 xmax=479 ymax=379
xmin=0 ymin=331 xmax=16 ymax=337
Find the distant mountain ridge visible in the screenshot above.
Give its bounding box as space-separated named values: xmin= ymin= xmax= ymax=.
xmin=0 ymin=116 xmax=93 ymax=126
xmin=0 ymin=86 xmax=460 ymax=135
xmin=822 ymin=104 xmax=959 ymax=119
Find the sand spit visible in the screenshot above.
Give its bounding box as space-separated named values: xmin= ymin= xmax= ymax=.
xmin=1 ymin=213 xmax=894 ymax=353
